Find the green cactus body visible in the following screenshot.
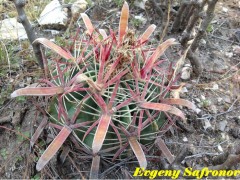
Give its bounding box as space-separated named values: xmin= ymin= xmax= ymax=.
xmin=11 ymin=2 xmax=196 ymax=171
xmin=48 ymin=63 xmax=167 ymax=154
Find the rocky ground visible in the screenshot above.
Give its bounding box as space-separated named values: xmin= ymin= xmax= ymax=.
xmin=0 ymin=0 xmax=239 ymax=179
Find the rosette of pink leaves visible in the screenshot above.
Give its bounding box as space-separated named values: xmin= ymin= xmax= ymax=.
xmin=11 ymin=1 xmax=197 ymax=176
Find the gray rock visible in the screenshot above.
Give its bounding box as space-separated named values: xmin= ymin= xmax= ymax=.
xmin=38 ymin=0 xmax=68 ymax=30
xmin=181 ymin=66 xmax=192 ymax=80
xmin=218 ymin=120 xmax=227 ymax=132
xmin=0 ymin=18 xmax=28 ymax=40
xmin=134 ymin=0 xmax=147 ymax=10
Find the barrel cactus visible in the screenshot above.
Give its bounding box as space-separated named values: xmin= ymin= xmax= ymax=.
xmin=11 ymin=1 xmax=196 ymax=174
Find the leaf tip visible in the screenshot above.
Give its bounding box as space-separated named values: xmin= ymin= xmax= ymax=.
xmin=80 ymin=13 xmax=87 ymax=17
xmin=36 ymin=161 xmax=43 ymax=171
xmin=11 ymin=91 xmax=18 ymax=98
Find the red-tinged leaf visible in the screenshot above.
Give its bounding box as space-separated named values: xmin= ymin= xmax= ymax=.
xmin=92 ymin=114 xmax=111 ymax=154
xmin=155 ymin=137 xmax=174 ymax=164
xmin=104 ymin=41 xmax=113 ymax=62
xmin=110 ymin=121 xmax=122 ymax=147
xmin=112 ymin=142 xmax=129 ymax=161
xmin=30 ymin=116 xmax=48 ymax=147
xmin=11 ymin=87 xmax=64 ymax=98
xmin=139 ymin=102 xmax=186 ymax=121
xmin=99 ymin=29 xmax=108 ymax=39
xmin=90 ymin=155 xmax=100 ymax=179
xmin=81 ymin=13 xmax=95 ymax=35
xmin=161 ymin=98 xmax=197 ymax=112
xmin=36 ymin=126 xmax=72 ymax=171
xmin=140 ymin=38 xmax=176 ymax=78
xmin=105 ymin=69 xmax=129 ymax=87
xmin=92 ymin=93 xmax=107 ymax=113
xmin=115 ymin=98 xmax=133 ymax=112
xmin=118 ymin=1 xmax=129 ymax=44
xmin=108 ymin=81 xmax=120 ymax=109
xmin=129 ymin=136 xmax=147 ymax=169
xmin=33 ymin=38 xmax=75 ymax=61
xmin=138 ymin=24 xmax=156 ymax=44
xmin=82 ymin=120 xmax=99 ymax=141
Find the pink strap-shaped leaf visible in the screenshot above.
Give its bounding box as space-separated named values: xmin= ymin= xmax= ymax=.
xmin=90 ymin=155 xmax=100 ymax=179
xmin=129 ymin=136 xmax=147 ymax=169
xmin=160 ymin=98 xmax=197 ymax=112
xmin=139 ymin=102 xmax=186 ymax=121
xmin=138 ymin=24 xmax=156 ymax=44
xmin=140 ymin=38 xmax=176 ymax=78
xmin=30 ymin=116 xmax=48 ymax=147
xmin=36 ymin=125 xmax=72 ymax=171
xmin=34 ymin=38 xmax=75 ymax=61
xmin=118 ymin=1 xmax=129 ymax=44
xmin=81 ymin=13 xmax=95 ymax=35
xmin=11 ymin=87 xmax=64 ymax=98
xmin=92 ymin=114 xmax=111 ymax=154
xmin=155 ymin=137 xmax=174 ymax=164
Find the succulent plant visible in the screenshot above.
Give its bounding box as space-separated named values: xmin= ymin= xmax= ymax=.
xmin=11 ymin=1 xmax=196 ymax=175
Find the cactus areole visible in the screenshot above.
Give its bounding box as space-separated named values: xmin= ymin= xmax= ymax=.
xmin=11 ymin=2 xmax=197 ymax=171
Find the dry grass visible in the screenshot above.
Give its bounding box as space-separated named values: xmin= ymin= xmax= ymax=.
xmin=0 ymin=0 xmax=51 ymax=21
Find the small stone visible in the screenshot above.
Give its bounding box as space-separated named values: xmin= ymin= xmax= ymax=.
xmin=223 ymin=96 xmax=231 ymax=104
xmin=181 ymin=87 xmax=188 ymax=93
xmin=200 ymin=39 xmax=206 ymax=45
xmin=233 ymin=45 xmax=240 ymax=54
xmin=222 ymin=7 xmax=228 ymax=13
xmin=134 ymin=0 xmax=147 ymax=9
xmin=225 ymin=52 xmax=233 ymax=58
xmin=218 ymin=120 xmax=227 ymax=132
xmin=200 ymin=95 xmax=206 ymax=100
xmin=203 ymin=119 xmax=212 ymax=130
xmin=0 ymin=18 xmax=28 ymax=40
xmin=217 ymin=145 xmax=223 ymax=152
xmin=51 ymin=30 xmax=60 ymax=35
xmin=38 ymin=0 xmax=68 ymax=30
xmin=196 ymin=108 xmax=201 ymax=114
xmin=195 ymin=98 xmax=201 ymax=103
xmin=71 ymin=0 xmax=88 ymax=21
xmin=212 ymin=83 xmax=219 ymax=90
xmin=181 ymin=70 xmax=191 ymax=80
xmin=220 ymin=132 xmax=226 ymax=139
xmin=181 ymin=65 xmax=192 ymax=80
xmin=217 ymin=97 xmax=223 ymax=103
xmin=183 ymin=137 xmax=188 ymax=142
